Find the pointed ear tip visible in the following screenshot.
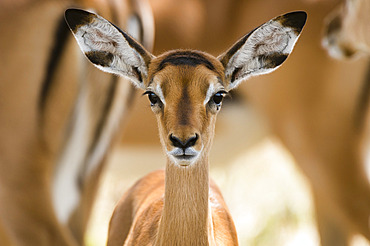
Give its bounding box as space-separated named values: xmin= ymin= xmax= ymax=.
xmin=64 ymin=8 xmax=95 ymax=32
xmin=278 ymin=11 xmax=308 ymax=34
xmin=65 ymin=8 xmax=79 ymax=16
xmin=65 ymin=8 xmax=84 ymax=21
xmin=283 ymin=11 xmax=307 ymax=20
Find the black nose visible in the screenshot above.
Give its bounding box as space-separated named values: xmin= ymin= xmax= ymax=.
xmin=169 ymin=134 xmax=199 ymax=149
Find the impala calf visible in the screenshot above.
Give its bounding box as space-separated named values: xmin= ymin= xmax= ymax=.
xmin=65 ymin=9 xmax=306 ymax=245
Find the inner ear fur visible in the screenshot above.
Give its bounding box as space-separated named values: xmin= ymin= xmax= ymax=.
xmin=218 ymin=11 xmax=307 ymax=90
xmin=64 ymin=8 xmax=153 ymax=89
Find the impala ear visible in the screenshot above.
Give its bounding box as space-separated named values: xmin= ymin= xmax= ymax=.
xmin=218 ymin=11 xmax=307 ymax=90
xmin=64 ymin=8 xmax=153 ymax=89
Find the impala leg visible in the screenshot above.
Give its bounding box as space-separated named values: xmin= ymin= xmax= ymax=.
xmin=312 ymin=162 xmax=370 ymax=246
xmin=314 ymin=192 xmax=351 ymax=246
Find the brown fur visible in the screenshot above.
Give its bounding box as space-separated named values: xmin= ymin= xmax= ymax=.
xmin=90 ymin=10 xmax=305 ymax=245
xmin=323 ymin=0 xmax=370 ymax=58
xmin=0 ymin=0 xmax=153 ymax=245
xmin=120 ymin=1 xmax=370 ymax=245
xmin=107 ymin=54 xmax=238 ymax=245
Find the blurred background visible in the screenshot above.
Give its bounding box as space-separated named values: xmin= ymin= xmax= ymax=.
xmin=0 ymin=0 xmax=369 ymax=245
xmin=86 ymin=0 xmax=370 ymax=245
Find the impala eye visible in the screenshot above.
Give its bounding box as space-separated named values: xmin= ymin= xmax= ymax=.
xmin=144 ymin=91 xmax=162 ymax=106
xmin=211 ymin=91 xmax=227 ymax=106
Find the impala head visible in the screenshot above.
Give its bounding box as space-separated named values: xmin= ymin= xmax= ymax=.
xmin=65 ymin=9 xmax=306 ymax=167
xmin=322 ymin=0 xmax=370 ymax=59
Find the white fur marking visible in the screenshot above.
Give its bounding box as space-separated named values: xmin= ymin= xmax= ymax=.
xmin=167 ymin=145 xmax=204 ymax=167
xmin=126 ymin=15 xmax=141 ymax=41
xmin=365 ymin=141 xmax=370 ymax=183
xmin=52 ymin=89 xmax=90 ymax=224
xmin=204 ymin=80 xmax=225 ymax=105
xmin=204 ymin=83 xmax=215 ymax=105
xmin=84 ymin=80 xmax=128 ymax=178
xmin=156 ymin=84 xmax=166 ymax=105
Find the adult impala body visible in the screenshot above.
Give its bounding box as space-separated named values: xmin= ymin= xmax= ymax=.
xmin=65 ymin=9 xmax=306 ymax=245
xmin=323 ymin=1 xmax=370 ymax=243
xmin=323 ymin=0 xmax=370 ymax=149
xmin=0 ymin=0 xmax=153 ymax=244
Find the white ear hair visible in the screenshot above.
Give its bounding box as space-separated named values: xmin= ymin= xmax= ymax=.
xmin=65 ymin=8 xmax=153 ymax=89
xmin=219 ymin=11 xmax=307 ymax=90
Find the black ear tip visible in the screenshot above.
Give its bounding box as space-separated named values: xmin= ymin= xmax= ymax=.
xmin=278 ymin=11 xmax=308 ymax=34
xmin=64 ymin=8 xmax=94 ymax=32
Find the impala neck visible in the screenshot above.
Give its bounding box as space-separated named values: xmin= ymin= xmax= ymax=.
xmin=155 ymin=154 xmax=213 ymax=246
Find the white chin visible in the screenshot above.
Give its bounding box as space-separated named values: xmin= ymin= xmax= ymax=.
xmin=170 ymin=155 xmax=197 ymax=167
xmin=179 ymin=161 xmax=192 ymax=167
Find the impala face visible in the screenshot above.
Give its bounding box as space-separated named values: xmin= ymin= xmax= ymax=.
xmin=65 ymin=8 xmax=307 ymax=167
xmin=146 ymin=51 xmax=226 ymax=166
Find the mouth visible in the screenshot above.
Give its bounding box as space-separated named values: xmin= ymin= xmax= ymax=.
xmin=168 ymin=148 xmax=199 ymax=166
xmin=175 ymin=155 xmax=197 ymax=167
xmin=174 ymin=154 xmax=197 ymax=161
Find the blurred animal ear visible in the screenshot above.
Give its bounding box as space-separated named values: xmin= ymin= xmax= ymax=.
xmin=218 ymin=11 xmax=307 ymax=90
xmin=64 ymin=8 xmax=153 ymax=89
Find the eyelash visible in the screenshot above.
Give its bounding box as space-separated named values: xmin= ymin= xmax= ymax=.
xmin=209 ymin=91 xmax=227 ymax=109
xmin=143 ymin=90 xmax=228 ymax=110
xmin=143 ymin=91 xmax=162 ymax=106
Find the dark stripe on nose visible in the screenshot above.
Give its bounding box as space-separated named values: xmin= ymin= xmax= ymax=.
xmin=177 ymin=87 xmax=192 ymax=126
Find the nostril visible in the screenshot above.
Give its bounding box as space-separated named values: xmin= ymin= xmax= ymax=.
xmin=169 ymin=134 xmax=185 ymax=148
xmin=169 ymin=134 xmax=199 ymax=149
xmin=184 ymin=134 xmax=198 ymax=148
